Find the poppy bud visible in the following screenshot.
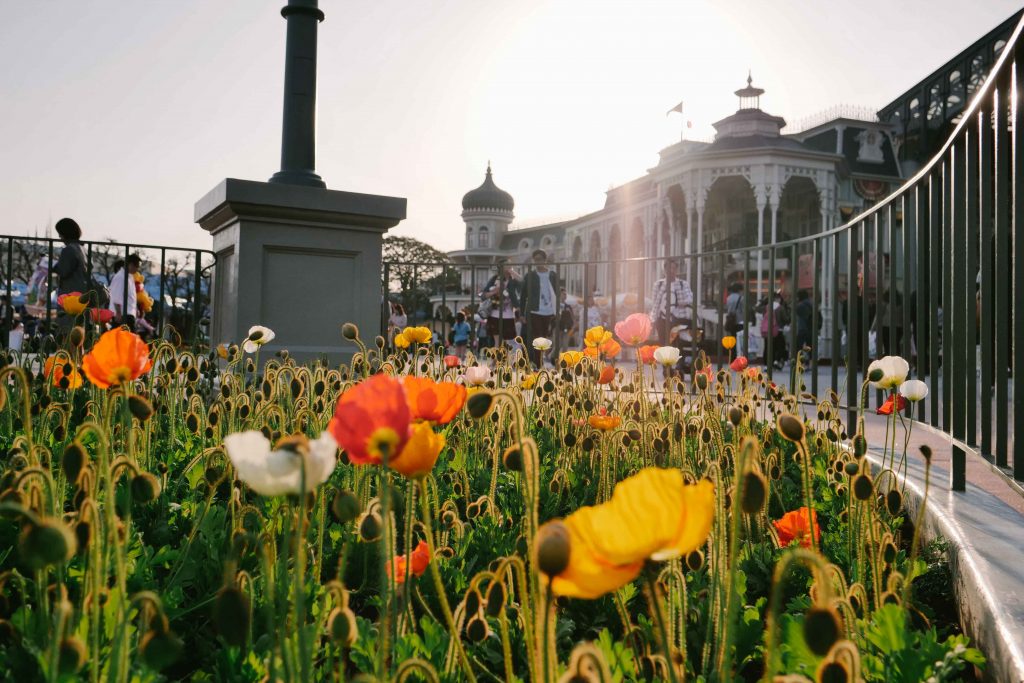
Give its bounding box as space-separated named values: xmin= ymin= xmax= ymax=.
xmin=885 ymin=489 xmax=902 ymax=516
xmin=213 ymin=586 xmax=250 ymax=647
xmin=852 ymin=474 xmax=873 ymax=501
xmin=817 ymin=660 xmax=851 ymax=683
xmin=728 ymin=406 xmax=743 ymax=426
xmin=57 ymin=636 xmax=87 ymax=675
xmin=563 ymin=432 xmax=577 ymax=448
xmin=19 ymin=519 xmax=76 ymax=570
xmin=61 ymin=442 xmax=86 ymax=484
xmin=919 ymin=444 xmax=932 ymax=464
xmin=128 ymin=395 xmax=154 ymax=422
xmin=776 ymin=414 xmax=805 ymax=442
xmin=485 ymin=582 xmax=506 ymax=617
xmin=868 ymin=367 xmax=884 ymax=383
xmin=466 ymin=614 xmax=490 ymax=643
xmin=68 ymin=326 xmax=86 ymax=348
xmin=466 ymin=392 xmax=493 ymax=419
xmin=852 ymin=434 xmax=867 ymax=458
xmin=463 ymin=588 xmax=482 ymax=616
xmin=331 ymin=489 xmax=362 ymax=524
xmin=74 ymin=521 xmax=92 ymax=553
xmin=695 ymin=373 xmax=708 ymax=391
xmin=802 ymin=606 xmax=842 ymax=656
xmin=685 ymin=549 xmax=704 ymax=572
xmin=327 ymin=606 xmax=358 ymax=646
xmin=502 ymin=446 xmax=523 ymax=472
xmin=843 ymin=461 xmax=859 ymax=476
xmin=882 ymin=540 xmax=897 ymax=564
xmin=131 ymin=473 xmax=162 ymax=503
xmin=341 ymin=323 xmax=360 ymax=341
xmin=185 ymin=412 xmax=200 ymax=433
xmin=740 ymin=471 xmax=767 ymax=514
xmin=535 ymin=521 xmax=571 ymax=577
xmin=139 ymin=628 xmax=184 ymax=670
xmin=358 ymin=512 xmax=383 ymax=542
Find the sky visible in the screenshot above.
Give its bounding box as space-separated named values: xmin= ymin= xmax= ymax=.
xmin=1 ymin=0 xmax=1021 ymax=253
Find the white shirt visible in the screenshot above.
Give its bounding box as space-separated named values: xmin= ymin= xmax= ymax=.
xmin=535 ymin=270 xmax=556 ymax=316
xmin=108 ymin=268 xmax=137 ymax=316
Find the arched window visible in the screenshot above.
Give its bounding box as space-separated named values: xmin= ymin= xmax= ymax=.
xmin=467 ymin=227 xmax=475 ymax=249
xmin=519 ymin=239 xmax=531 ymax=252
xmin=478 ymin=226 xmax=490 ymax=248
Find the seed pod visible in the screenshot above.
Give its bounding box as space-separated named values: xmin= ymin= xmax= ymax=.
xmin=331 ymin=489 xmax=362 ymax=524
xmin=213 ymin=586 xmax=250 ymax=648
xmin=131 ymin=473 xmax=162 ymax=503
xmin=57 ymin=636 xmax=87 ymax=675
xmin=802 ymin=606 xmax=842 ymax=656
xmin=466 ymin=392 xmax=493 ymax=419
xmin=740 ymin=471 xmax=767 ymax=514
xmin=61 ymin=442 xmax=86 ymax=484
xmin=852 ymin=474 xmax=873 ymax=501
xmin=327 ymin=606 xmax=358 ymax=646
xmin=535 ymin=521 xmax=571 ymax=577
xmin=776 ymin=414 xmax=805 ymax=442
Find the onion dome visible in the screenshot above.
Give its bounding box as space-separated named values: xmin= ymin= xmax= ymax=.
xmin=462 ymin=164 xmax=514 ymax=212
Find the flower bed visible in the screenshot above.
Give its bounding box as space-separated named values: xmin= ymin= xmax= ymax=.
xmin=0 ymin=319 xmax=986 ymax=682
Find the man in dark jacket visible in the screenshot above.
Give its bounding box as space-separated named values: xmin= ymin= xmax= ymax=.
xmin=520 ymin=249 xmax=560 ymax=366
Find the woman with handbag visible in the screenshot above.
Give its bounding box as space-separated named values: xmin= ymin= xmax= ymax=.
xmin=52 ymin=217 xmax=92 ymax=334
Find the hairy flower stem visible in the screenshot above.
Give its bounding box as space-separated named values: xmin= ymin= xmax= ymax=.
xmin=644 ymin=571 xmax=681 ymax=683
xmin=901 ymin=458 xmax=931 ymax=607
xmin=417 ymin=478 xmax=477 ymax=682
xmin=716 ymin=442 xmax=751 ymax=683
xmin=294 ymin=468 xmax=311 ymax=683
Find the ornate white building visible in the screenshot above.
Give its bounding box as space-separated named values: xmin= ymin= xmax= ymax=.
xmin=446 ymin=76 xmax=904 ymax=344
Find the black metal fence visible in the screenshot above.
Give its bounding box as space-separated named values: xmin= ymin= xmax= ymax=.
xmin=383 ymin=12 xmax=1024 ymax=489
xmin=1 ymin=235 xmax=216 ymax=347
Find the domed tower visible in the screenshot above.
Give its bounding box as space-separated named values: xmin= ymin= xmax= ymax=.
xmin=461 ymin=163 xmax=514 ymax=252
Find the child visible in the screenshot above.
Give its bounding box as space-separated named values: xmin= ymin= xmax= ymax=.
xmin=452 ymin=311 xmax=471 ymax=359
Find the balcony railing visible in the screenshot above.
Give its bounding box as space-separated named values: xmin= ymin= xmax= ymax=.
xmin=383 ymin=10 xmax=1024 ymax=491
xmin=1 ymin=235 xmax=216 ymax=347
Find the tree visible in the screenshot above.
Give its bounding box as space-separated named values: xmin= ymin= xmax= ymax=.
xmin=382 ymin=236 xmax=450 ymax=319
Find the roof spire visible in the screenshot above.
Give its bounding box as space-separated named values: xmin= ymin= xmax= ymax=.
xmin=747 ymin=69 xmax=753 ymax=87
xmin=486 ymin=160 xmax=492 ymax=175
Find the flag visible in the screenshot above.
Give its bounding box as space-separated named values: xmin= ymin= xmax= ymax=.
xmin=666 ymin=101 xmax=683 ymax=116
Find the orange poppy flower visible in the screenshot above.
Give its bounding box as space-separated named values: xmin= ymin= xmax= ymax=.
xmin=443 ymin=354 xmax=461 ymax=368
xmin=402 ymin=376 xmax=466 ymax=425
xmin=638 ymin=344 xmax=659 ymax=365
xmin=389 ymin=421 xmax=445 ymax=478
xmin=597 ymin=365 xmax=615 ymax=385
xmin=730 ymin=356 xmax=749 ymax=371
xmin=387 ymin=540 xmax=431 ymax=583
xmin=773 ymin=507 xmax=820 ymax=548
xmin=876 ymin=394 xmax=908 ymax=415
xmin=43 ymin=355 xmax=84 ymax=389
xmin=81 ymin=328 xmax=153 ymax=388
xmin=588 ymin=413 xmax=622 ymax=431
xmin=330 ymin=375 xmax=412 ymax=465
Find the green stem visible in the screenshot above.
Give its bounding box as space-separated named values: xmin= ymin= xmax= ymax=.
xmin=645 ymin=572 xmax=680 ymax=683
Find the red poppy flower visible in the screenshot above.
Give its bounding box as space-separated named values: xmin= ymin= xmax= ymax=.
xmin=730 ymin=356 xmax=749 ymax=371
xmin=330 ymin=375 xmax=412 ymax=465
xmin=638 ymin=344 xmax=659 ymax=365
xmin=773 ymin=507 xmax=820 ymax=548
xmin=876 ymin=394 xmax=909 ymax=415
xmin=597 ymin=364 xmax=615 ymax=385
xmin=402 ymin=376 xmax=466 ymax=425
xmin=387 ymin=540 xmax=431 ymax=583
xmin=90 ymin=309 xmax=115 ymax=324
xmin=81 ymin=328 xmax=153 ymax=388
xmin=443 ymin=354 xmax=460 ymax=368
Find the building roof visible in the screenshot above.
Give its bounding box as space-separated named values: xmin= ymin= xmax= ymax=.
xmin=462 ymin=164 xmax=514 ymax=212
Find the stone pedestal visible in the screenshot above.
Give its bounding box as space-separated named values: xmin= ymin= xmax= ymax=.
xmin=195 ymin=178 xmax=405 ymax=362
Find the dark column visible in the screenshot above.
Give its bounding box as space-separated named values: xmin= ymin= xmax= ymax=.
xmin=269 ymin=0 xmax=326 ymax=188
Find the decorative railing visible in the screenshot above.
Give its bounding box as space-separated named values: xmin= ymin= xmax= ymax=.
xmin=1 ymin=235 xmax=216 ymax=347
xmin=382 ymin=11 xmax=1024 ymax=491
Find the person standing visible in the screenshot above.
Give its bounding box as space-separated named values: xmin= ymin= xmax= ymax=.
xmin=109 ymin=254 xmax=141 ymax=327
xmin=451 ymin=311 xmax=471 ymax=359
xmin=793 ymin=289 xmax=814 ymax=360
xmin=648 ymin=260 xmax=693 ymax=344
xmin=559 ymin=289 xmax=576 ymax=348
xmin=480 ymin=259 xmax=521 ymax=349
xmin=0 ymin=295 xmax=14 ymax=348
xmin=52 ymin=217 xmax=91 ymax=334
xmin=521 ymin=249 xmax=560 ymax=366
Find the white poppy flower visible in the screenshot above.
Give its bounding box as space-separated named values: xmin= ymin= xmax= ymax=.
xmin=899 ymin=379 xmax=929 ymax=402
xmin=463 ymin=366 xmax=492 ymax=386
xmin=653 ymin=346 xmax=681 ymax=367
xmin=867 ymin=355 xmax=909 ymax=390
xmin=224 ymin=430 xmax=337 ymax=496
xmin=532 ymin=337 xmax=552 ymax=351
xmin=243 ymin=325 xmax=276 ymax=354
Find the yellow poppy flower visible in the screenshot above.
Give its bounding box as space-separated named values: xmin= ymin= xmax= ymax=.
xmin=559 ymin=350 xmax=584 ymax=367
xmin=520 ymin=373 xmax=538 ymax=390
xmin=721 ymin=335 xmax=737 ymax=350
xmin=389 ymin=421 xmax=445 ymax=478
xmin=539 ymin=469 xmax=714 ymax=599
xmin=583 ymin=326 xmax=612 ymax=348
xmin=402 ymin=326 xmax=433 ymax=344
xmin=393 ymin=333 xmax=411 ymax=349
xmin=587 ymin=414 xmax=621 ymax=431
